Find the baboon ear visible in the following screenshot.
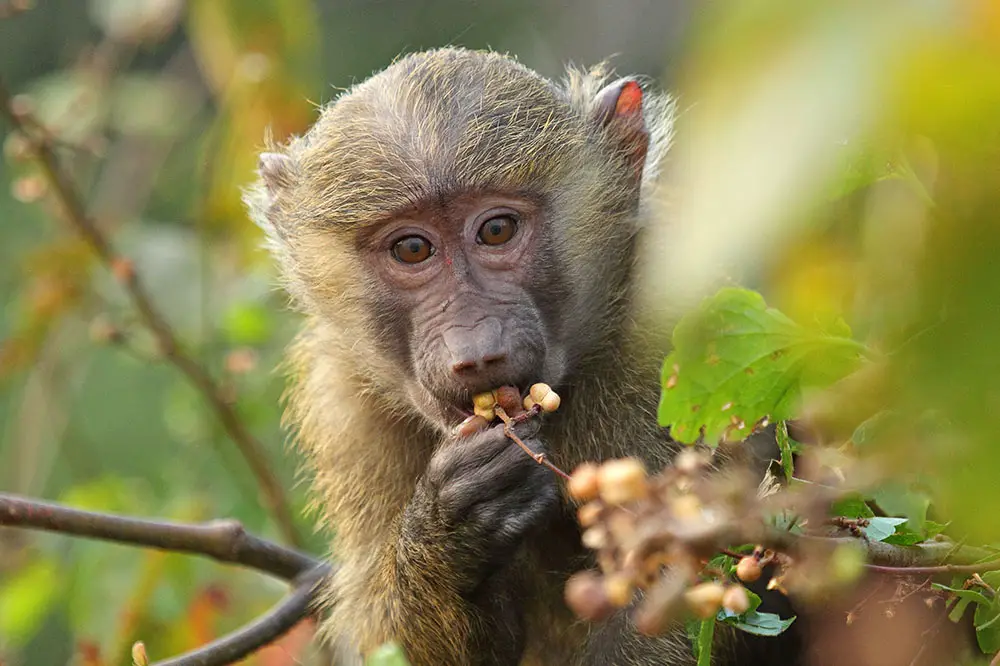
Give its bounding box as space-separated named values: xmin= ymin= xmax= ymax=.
xmin=593 ymin=78 xmax=648 ymax=178
xmin=258 ymin=152 xmax=297 ymax=194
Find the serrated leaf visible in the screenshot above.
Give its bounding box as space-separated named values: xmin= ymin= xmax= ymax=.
xmin=862 ymin=517 xmax=908 ymax=542
xmin=366 ymin=642 xmax=411 ymax=666
xmin=659 ymin=288 xmax=868 ymax=445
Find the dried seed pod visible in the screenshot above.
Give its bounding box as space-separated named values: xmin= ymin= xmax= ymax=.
xmin=473 ymin=391 xmax=496 ymax=421
xmin=597 ymin=458 xmax=649 ymax=505
xmin=565 ymin=571 xmax=614 ymax=622
xmin=493 ymin=385 xmax=523 ymax=415
xmin=568 ymin=463 xmax=601 ymax=501
xmin=684 ymin=582 xmax=725 ymax=619
xmin=454 ymin=414 xmax=490 ymax=438
xmin=735 ymin=556 xmax=762 ymax=583
xmin=604 ymin=573 xmax=635 ymax=607
xmin=722 ymin=585 xmax=751 ymax=614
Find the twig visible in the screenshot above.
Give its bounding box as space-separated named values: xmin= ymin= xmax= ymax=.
xmin=152 ymin=566 xmax=326 ymax=666
xmin=0 ymin=493 xmax=332 ymax=666
xmin=991 ymin=649 xmax=1000 ymax=666
xmin=0 ymin=78 xmax=303 ymax=548
xmin=494 ymin=405 xmax=571 ymax=480
xmin=0 ymin=493 xmax=319 ymax=580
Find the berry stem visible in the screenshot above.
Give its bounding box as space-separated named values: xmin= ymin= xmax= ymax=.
xmin=495 ymin=405 xmax=571 ymax=480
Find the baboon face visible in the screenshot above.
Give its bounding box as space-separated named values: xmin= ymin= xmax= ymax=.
xmin=359 ymin=189 xmax=569 ymax=428
xmin=249 ymin=49 xmax=651 ymax=431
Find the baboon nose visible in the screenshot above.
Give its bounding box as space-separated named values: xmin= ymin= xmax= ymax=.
xmin=451 ymin=352 xmax=507 ymax=374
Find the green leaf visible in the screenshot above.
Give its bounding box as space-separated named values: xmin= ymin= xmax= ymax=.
xmin=830 ymin=493 xmax=875 ymax=519
xmin=862 ymin=517 xmax=908 ymax=542
xmin=975 ymin=600 xmax=1000 ymax=654
xmin=934 ymin=585 xmax=991 ymax=623
xmin=659 ymin=288 xmax=868 ymax=445
xmin=724 ymin=611 xmax=796 ymax=636
xmin=0 ymin=558 xmax=61 ymax=647
xmin=871 ymin=483 xmax=931 ymax=531
xmin=366 ymin=642 xmax=411 ymax=666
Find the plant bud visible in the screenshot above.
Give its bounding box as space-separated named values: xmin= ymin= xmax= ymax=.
xmin=685 ymin=582 xmax=725 ymax=619
xmin=603 ymin=573 xmax=635 ymax=607
xmin=722 ymin=585 xmax=751 ymax=614
xmin=454 ymin=414 xmax=489 ymax=438
xmin=565 ymin=571 xmax=614 ymax=621
xmin=568 ymin=463 xmax=601 ymax=501
xmin=472 ymin=391 xmax=496 ymax=421
xmin=597 ymin=458 xmax=649 ymax=505
xmin=131 ymin=641 xmax=149 ymax=666
xmin=735 ymin=556 xmax=762 ymax=583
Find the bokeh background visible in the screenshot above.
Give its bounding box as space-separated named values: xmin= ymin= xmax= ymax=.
xmin=3 ymin=1 xmax=1000 ymax=665
xmin=0 ymin=2 xmax=694 ymax=665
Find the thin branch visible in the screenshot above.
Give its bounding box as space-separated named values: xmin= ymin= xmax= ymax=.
xmin=152 ymin=566 xmax=326 ymax=666
xmin=0 ymin=78 xmax=303 ymax=548
xmin=0 ymin=493 xmax=320 ymax=580
xmin=495 ymin=405 xmax=572 ymax=480
xmin=0 ymin=493 xmax=332 ymax=666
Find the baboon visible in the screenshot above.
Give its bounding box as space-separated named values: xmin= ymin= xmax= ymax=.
xmin=246 ymin=47 xmax=788 ymax=665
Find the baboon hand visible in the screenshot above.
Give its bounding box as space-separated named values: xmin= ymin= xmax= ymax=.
xmin=402 ymin=420 xmax=560 ymax=589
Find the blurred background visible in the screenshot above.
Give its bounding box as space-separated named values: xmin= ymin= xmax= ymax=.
xmin=2 ymin=0 xmax=1000 ymax=665
xmin=0 ymin=2 xmax=695 ymax=664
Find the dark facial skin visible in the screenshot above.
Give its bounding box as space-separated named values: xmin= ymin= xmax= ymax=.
xmin=361 ymin=192 xmax=567 ymax=430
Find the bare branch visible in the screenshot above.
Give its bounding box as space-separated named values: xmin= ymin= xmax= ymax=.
xmin=152 ymin=566 xmax=326 ymax=666
xmin=0 ymin=78 xmax=304 ymax=548
xmin=0 ymin=493 xmax=333 ymax=666
xmin=0 ymin=493 xmax=322 ymax=580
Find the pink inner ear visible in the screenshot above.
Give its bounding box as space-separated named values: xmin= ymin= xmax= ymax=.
xmin=615 ymin=81 xmax=643 ymax=117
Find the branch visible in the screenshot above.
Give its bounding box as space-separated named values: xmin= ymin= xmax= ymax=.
xmin=0 ymin=493 xmax=332 ymax=666
xmin=152 ymin=566 xmax=326 ymax=666
xmin=0 ymin=78 xmax=304 ymax=548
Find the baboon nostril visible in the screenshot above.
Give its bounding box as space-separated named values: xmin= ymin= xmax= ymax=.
xmin=451 ymin=359 xmax=478 ymax=373
xmin=482 ymin=353 xmax=507 ymax=365
xmin=451 ymin=353 xmax=507 ymax=374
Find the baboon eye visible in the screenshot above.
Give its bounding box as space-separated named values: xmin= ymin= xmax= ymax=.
xmin=392 ymin=235 xmax=434 ymax=263
xmin=477 ymin=215 xmax=518 ymax=245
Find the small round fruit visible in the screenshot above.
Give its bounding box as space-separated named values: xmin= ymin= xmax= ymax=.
xmin=454 ymin=414 xmax=489 ymax=438
xmin=603 ymin=573 xmax=635 ymax=607
xmin=539 ymin=390 xmax=561 ymax=412
xmin=684 ymin=582 xmax=725 ymax=619
xmin=565 ymin=571 xmax=614 ymax=621
xmin=493 ymin=385 xmax=522 ymax=414
xmin=735 ymin=556 xmax=763 ymax=583
xmin=523 ymin=395 xmax=537 ymax=411
xmin=577 ymin=501 xmax=603 ymax=527
xmin=597 ymin=458 xmax=649 ymax=505
xmin=722 ymin=585 xmax=751 ymax=614
xmin=568 ymin=463 xmax=601 ymax=501
xmin=529 ymin=382 xmax=553 ymax=403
